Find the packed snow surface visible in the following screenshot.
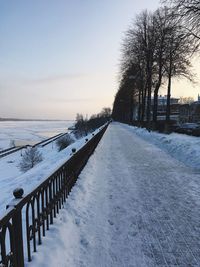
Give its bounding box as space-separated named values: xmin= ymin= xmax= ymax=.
xmin=28 ymin=122 xmax=200 ymax=267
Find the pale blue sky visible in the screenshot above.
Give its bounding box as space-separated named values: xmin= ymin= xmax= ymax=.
xmin=0 ymin=0 xmax=199 ymax=119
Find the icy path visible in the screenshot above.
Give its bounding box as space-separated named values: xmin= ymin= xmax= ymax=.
xmin=30 ymin=123 xmax=200 ymax=267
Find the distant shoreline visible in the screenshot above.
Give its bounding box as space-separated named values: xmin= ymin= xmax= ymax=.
xmin=0 ymin=118 xmax=74 ymax=122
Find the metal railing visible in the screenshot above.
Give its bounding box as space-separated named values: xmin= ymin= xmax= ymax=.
xmin=0 ymin=146 xmax=27 ymax=159
xmin=0 ymin=124 xmax=108 ymax=267
xmin=0 ymin=132 xmax=69 ymax=159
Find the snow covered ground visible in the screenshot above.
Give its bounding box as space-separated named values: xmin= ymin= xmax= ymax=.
xmin=0 ymin=120 xmax=73 ymax=150
xmin=27 ymin=122 xmax=200 ymax=267
xmin=122 ymin=123 xmax=200 ymax=170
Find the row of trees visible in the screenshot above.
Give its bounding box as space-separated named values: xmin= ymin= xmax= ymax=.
xmin=112 ymin=1 xmax=200 ymax=130
xmin=74 ymin=107 xmax=111 ymax=137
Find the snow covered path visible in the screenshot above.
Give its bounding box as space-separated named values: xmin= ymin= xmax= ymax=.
xmin=30 ymin=123 xmax=200 ymax=267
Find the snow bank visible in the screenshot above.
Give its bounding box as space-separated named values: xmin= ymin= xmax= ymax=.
xmin=121 ymin=123 xmax=200 ymax=169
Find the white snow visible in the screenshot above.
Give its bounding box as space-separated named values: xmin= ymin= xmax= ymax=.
xmin=26 ymin=122 xmax=200 ymax=266
xmin=0 ymin=128 xmax=99 ymax=217
xmin=0 ymin=121 xmax=105 ymax=267
xmin=0 ymin=120 xmax=73 ymax=150
xmin=0 ymin=120 xmax=75 ymax=214
xmin=122 ymin=123 xmax=200 ymax=170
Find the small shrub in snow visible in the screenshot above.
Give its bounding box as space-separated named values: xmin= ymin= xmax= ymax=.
xmin=19 ymin=147 xmax=43 ymax=172
xmin=56 ymin=134 xmax=73 ymax=151
xmin=10 ymin=140 xmax=15 ymax=147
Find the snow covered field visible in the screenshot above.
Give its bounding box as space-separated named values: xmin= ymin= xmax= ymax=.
xmin=0 ymin=120 xmax=73 ymax=150
xmin=27 ymin=123 xmax=200 ymax=266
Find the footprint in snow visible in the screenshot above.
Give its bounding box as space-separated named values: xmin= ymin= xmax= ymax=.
xmin=108 ymin=219 xmax=114 ymax=226
xmin=80 ymin=237 xmax=89 ymax=247
xmin=128 ymin=230 xmax=138 ymax=237
xmin=75 ymin=218 xmax=81 ymax=226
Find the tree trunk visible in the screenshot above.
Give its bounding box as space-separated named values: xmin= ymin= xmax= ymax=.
xmin=138 ymin=87 xmax=142 ymax=122
xmin=166 ymin=51 xmax=172 ymax=124
xmin=146 ymin=68 xmax=152 ymax=128
xmin=166 ymin=73 xmax=171 ymax=123
xmin=129 ymin=88 xmax=133 ymax=124
xmin=152 ymin=62 xmax=162 ymax=124
xmin=153 ymin=85 xmax=159 ymax=123
xmin=141 ymin=83 xmax=147 ymax=123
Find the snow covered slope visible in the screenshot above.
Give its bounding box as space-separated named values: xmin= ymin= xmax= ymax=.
xmin=0 ymin=129 xmax=99 ymax=217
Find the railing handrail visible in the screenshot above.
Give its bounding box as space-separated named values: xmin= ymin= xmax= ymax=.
xmin=0 ymin=122 xmax=109 ymax=267
xmin=0 ymin=207 xmax=16 ymax=226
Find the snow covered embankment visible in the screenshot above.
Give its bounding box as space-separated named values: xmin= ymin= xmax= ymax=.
xmin=0 ymin=127 xmax=103 ymax=216
xmin=122 ymin=123 xmax=200 ymax=170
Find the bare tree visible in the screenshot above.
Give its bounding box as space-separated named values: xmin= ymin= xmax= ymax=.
xmin=74 ymin=113 xmax=88 ymax=136
xmin=163 ymin=14 xmax=194 ymax=126
xmin=119 ymin=10 xmax=157 ymax=125
xmin=100 ymin=107 xmax=112 ymax=118
xmin=163 ymin=0 xmax=200 ymax=41
xmin=152 ymin=8 xmax=170 ymax=124
xmin=56 ymin=134 xmax=73 ymax=151
xmin=19 ymin=147 xmax=43 ymax=172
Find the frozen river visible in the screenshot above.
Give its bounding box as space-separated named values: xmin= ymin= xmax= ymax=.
xmin=0 ymin=120 xmax=74 ymax=150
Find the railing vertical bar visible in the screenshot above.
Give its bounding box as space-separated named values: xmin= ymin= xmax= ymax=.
xmin=36 ymin=193 xmax=42 ymax=245
xmin=45 ymin=188 xmax=49 ymax=231
xmin=1 ymin=230 xmax=6 ymax=264
xmin=41 ymin=189 xmax=45 ymax=237
xmin=26 ymin=203 xmax=32 ymax=262
xmin=53 ymin=177 xmax=56 ymax=218
xmin=31 ymin=199 xmax=37 ymax=253
xmin=49 ymin=180 xmax=53 ymax=225
xmin=56 ymin=174 xmax=59 ymax=214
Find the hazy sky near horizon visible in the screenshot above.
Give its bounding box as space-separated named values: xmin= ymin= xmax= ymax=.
xmin=0 ymin=0 xmax=199 ymax=120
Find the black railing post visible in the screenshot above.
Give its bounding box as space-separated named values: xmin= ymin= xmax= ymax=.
xmin=12 ymin=209 xmax=25 ymax=267
xmin=9 ymin=188 xmax=25 ymax=267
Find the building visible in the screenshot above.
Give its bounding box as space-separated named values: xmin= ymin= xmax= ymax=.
xmin=151 ymin=95 xmax=179 ymax=106
xmin=132 ymin=95 xmax=180 ymax=122
xmin=179 ymin=95 xmax=200 ymax=123
xmin=151 ymin=95 xmax=180 ymax=121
